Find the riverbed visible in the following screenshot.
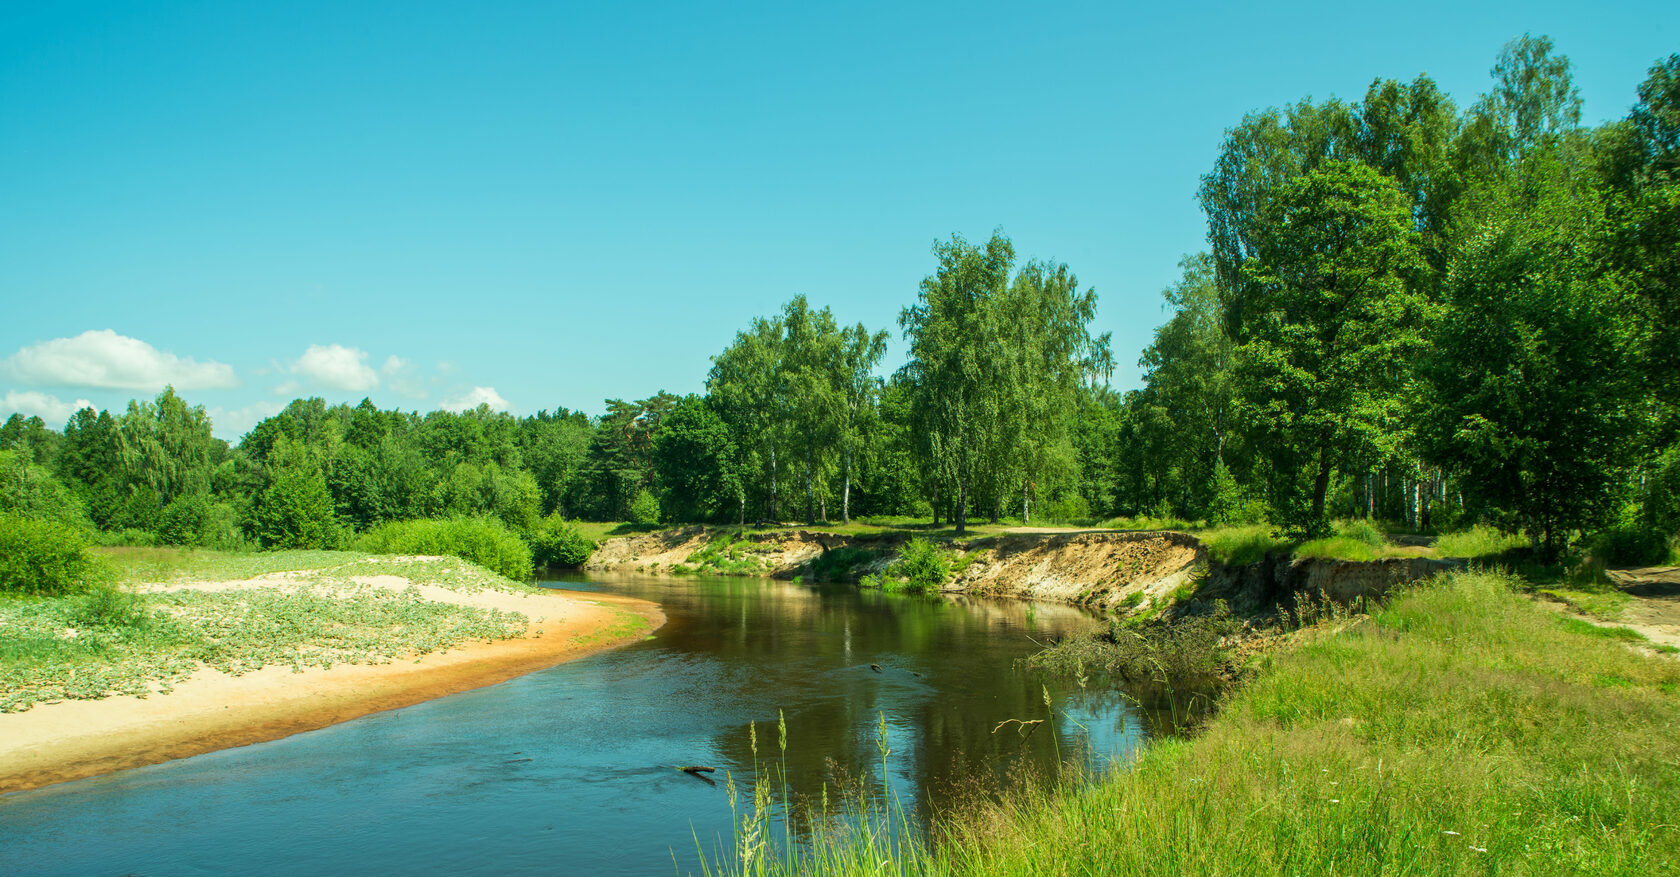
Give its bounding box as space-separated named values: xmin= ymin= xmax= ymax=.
xmin=0 ymin=573 xmax=1151 ymax=875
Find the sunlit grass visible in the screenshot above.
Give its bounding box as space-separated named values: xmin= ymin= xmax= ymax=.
xmin=93 ymin=546 xmax=365 ymax=582
xmin=1197 ymin=524 xmax=1291 ymax=565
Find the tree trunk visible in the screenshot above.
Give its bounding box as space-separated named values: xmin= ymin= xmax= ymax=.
xmin=956 ymin=475 xmax=968 ymax=536
xmin=805 ymin=449 xmax=814 ymax=525
xmin=769 ymin=446 xmax=778 ymax=522
xmin=1310 ymin=441 xmax=1333 ymax=530
xmin=841 ymin=448 xmax=852 ymax=524
xmin=1022 ymin=479 xmax=1030 ymax=524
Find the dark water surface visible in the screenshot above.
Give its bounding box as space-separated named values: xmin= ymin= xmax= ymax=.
xmin=0 ymin=574 xmax=1148 ymax=876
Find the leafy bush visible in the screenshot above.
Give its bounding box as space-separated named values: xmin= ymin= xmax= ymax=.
xmin=0 ymin=450 xmax=91 ymax=532
xmin=1591 ymin=522 xmax=1671 ymax=567
xmin=354 ymin=516 xmax=533 ymax=581
xmin=1042 ymin=494 xmax=1090 ymax=524
xmin=876 ymin=537 xmax=951 ymax=594
xmin=0 ymin=511 xmax=108 ymax=596
xmin=629 ymin=488 xmax=661 ymax=525
xmin=530 ymin=514 xmax=595 ymax=568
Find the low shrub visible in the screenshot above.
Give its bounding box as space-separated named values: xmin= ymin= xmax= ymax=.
xmin=530 ymin=514 xmax=596 ymax=568
xmin=354 ymin=516 xmax=533 ymax=581
xmin=628 ymin=489 xmax=661 ymax=525
xmin=872 ymin=537 xmax=951 ymax=594
xmin=0 ymin=511 xmax=108 ymax=596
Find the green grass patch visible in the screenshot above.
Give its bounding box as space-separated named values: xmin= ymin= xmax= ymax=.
xmin=720 ymin=570 xmax=1680 ymax=874
xmin=354 ymin=516 xmax=533 ymax=581
xmin=1434 ymin=525 xmax=1528 ymax=559
xmin=1198 ymin=524 xmax=1291 ymax=565
xmin=1541 ymin=587 xmax=1631 ymax=621
xmin=95 ymin=546 xmax=362 ymax=583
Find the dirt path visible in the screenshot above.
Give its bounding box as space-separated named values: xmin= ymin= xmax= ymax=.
xmin=0 ymin=583 xmax=663 ymax=795
xmin=1604 ymin=566 xmax=1680 ymax=651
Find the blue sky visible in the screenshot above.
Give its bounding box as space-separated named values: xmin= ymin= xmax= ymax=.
xmin=3 ymin=1 xmax=1675 ymax=439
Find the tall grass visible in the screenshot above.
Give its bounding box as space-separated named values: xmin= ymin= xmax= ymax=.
xmin=719 ymin=570 xmax=1680 ymax=875
xmin=1434 ymin=524 xmax=1528 ymax=559
xmin=354 ymin=516 xmax=533 ymax=581
xmin=1198 ymin=524 xmax=1291 ymax=565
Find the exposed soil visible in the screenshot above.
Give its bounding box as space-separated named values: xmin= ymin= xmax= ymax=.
xmin=1604 ymin=566 xmax=1680 ymax=652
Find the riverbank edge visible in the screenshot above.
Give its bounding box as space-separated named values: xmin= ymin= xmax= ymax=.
xmin=0 ymin=589 xmax=664 ymax=796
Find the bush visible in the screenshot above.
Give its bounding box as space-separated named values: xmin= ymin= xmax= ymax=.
xmin=629 ymin=488 xmax=661 ymax=525
xmin=1592 ymin=522 xmax=1672 ymax=567
xmin=530 ymin=514 xmax=595 ymax=568
xmin=354 ymin=516 xmax=534 ymax=581
xmin=881 ymin=537 xmax=951 ymax=594
xmin=0 ymin=511 xmax=108 ymax=596
xmin=1042 ymin=494 xmax=1090 ymax=524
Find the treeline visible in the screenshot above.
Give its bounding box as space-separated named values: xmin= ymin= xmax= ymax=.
xmin=2 ymin=36 xmax=1675 ymax=565
xmin=1111 ymin=36 xmax=1680 ymax=559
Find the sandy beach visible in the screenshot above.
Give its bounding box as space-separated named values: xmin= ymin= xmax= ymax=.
xmin=0 ymin=578 xmax=663 ymax=795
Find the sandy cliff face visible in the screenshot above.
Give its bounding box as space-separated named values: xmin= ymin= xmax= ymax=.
xmin=947 ymin=531 xmax=1204 ymax=611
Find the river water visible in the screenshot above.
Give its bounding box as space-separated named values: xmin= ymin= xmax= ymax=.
xmin=0 ymin=573 xmax=1150 ymax=875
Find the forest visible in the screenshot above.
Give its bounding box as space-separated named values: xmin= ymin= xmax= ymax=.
xmin=3 ymin=36 xmax=1677 ymax=566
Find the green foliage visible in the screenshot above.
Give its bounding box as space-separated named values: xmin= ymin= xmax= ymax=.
xmin=0 ymin=511 xmax=107 ymax=596
xmin=0 ymin=449 xmax=91 ymax=531
xmin=875 ymin=537 xmax=951 ymax=594
xmin=354 ymin=516 xmax=534 ymax=581
xmin=253 ymin=436 xmax=342 ymax=549
xmin=628 ymin=488 xmax=661 ymax=525
xmin=653 ymin=395 xmax=743 ymax=523
xmin=529 ymin=513 xmax=595 ymax=568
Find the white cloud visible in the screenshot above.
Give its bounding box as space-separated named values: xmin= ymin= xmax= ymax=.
xmin=441 ymin=386 xmax=511 ymax=412
xmin=206 ymin=400 xmax=285 ymax=441
xmin=0 ymin=390 xmax=94 ymax=427
xmin=271 ymin=380 xmax=303 ymax=397
xmin=291 ymin=344 xmax=379 ymax=392
xmin=4 ymin=329 xmax=238 ymax=391
xmin=382 ymin=355 xmax=428 ymax=399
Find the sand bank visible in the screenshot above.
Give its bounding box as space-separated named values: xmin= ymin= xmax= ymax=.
xmin=0 ymin=582 xmax=662 ymax=795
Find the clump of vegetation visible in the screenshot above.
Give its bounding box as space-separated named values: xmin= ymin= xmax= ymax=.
xmin=1434 ymin=524 xmax=1527 ymax=559
xmin=1295 ymin=519 xmax=1391 ymax=562
xmin=0 ymin=511 xmax=109 ymax=596
xmin=1198 ymin=524 xmax=1290 ymax=565
xmin=628 ymin=489 xmax=662 ymax=525
xmin=672 ymin=530 xmax=767 ymax=576
xmin=353 ymin=516 xmax=533 ymax=581
xmin=861 ymin=537 xmax=951 ymax=594
xmin=804 ymin=544 xmax=882 ymax=582
xmin=530 ymin=513 xmax=596 ymax=568
xmin=1029 ymin=604 xmax=1239 ymax=695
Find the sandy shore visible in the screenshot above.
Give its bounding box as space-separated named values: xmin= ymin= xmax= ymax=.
xmin=0 ymin=579 xmax=663 ymax=795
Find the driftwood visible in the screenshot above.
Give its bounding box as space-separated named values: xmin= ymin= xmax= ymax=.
xmin=678 ymin=765 xmax=717 ymax=775
xmin=869 ymin=664 xmax=883 ymax=673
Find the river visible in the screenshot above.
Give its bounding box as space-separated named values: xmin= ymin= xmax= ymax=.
xmin=0 ymin=573 xmax=1153 ymax=875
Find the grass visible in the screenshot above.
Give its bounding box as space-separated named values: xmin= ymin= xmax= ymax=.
xmin=1540 ymin=586 xmax=1632 ymax=621
xmin=718 ymin=570 xmax=1680 ymax=874
xmin=95 ymin=546 xmax=364 ymax=582
xmin=1434 ymin=525 xmax=1529 ymax=559
xmin=1197 ymin=524 xmax=1291 ymax=565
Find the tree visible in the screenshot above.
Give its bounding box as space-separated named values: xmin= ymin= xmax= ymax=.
xmin=252 ymin=436 xmax=338 ymax=549
xmin=1419 ymin=147 xmax=1646 ymax=559
xmin=709 ymin=315 xmax=789 ymax=521
xmin=653 ymin=395 xmax=742 ymax=522
xmin=835 ymin=321 xmax=888 ymax=523
xmin=1233 ymin=160 xmax=1430 ymax=530
xmin=899 ymin=232 xmax=1016 ymax=534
